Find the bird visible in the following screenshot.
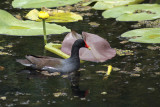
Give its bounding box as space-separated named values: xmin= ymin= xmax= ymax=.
xmin=16 ymin=39 xmax=90 ymax=73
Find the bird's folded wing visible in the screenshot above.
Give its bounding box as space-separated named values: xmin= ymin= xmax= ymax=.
xmin=24 ymin=55 xmax=63 ymax=69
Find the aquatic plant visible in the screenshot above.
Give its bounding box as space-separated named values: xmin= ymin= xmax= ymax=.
xmin=0 ymin=9 xmax=70 ymax=36
xmin=102 ymin=4 xmax=160 ymax=21
xmin=25 ymin=8 xmax=83 ymax=23
xmin=12 ymin=0 xmax=82 ymax=8
xmin=121 ymin=28 xmax=160 ymax=43
xmin=83 ymin=0 xmax=144 ymax=10
xmin=38 ymin=11 xmax=49 ymax=44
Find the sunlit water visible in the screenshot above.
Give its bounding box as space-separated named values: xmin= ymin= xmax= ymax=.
xmin=0 ymin=0 xmax=160 ymax=107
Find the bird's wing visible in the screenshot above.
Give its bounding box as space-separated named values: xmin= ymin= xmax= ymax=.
xmin=25 ymin=55 xmax=64 ymax=69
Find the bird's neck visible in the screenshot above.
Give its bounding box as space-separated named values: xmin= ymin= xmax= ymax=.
xmin=70 ymin=46 xmax=80 ymax=59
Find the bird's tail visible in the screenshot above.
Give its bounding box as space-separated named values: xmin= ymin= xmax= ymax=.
xmin=16 ymin=59 xmax=32 ymax=67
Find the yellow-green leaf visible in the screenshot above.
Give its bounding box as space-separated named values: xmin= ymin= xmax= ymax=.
xmin=25 ymin=9 xmax=39 ymax=20
xmin=25 ymin=9 xmax=83 ymax=23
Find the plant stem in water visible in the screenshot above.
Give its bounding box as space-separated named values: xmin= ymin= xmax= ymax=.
xmin=42 ymin=19 xmax=47 ymax=44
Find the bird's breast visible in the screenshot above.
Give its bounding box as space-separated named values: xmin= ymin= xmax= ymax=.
xmin=61 ymin=59 xmax=80 ymax=73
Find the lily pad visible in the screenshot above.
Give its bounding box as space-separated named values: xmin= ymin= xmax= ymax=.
xmin=0 ymin=9 xmax=70 ymax=36
xmin=12 ymin=0 xmax=82 ymax=8
xmin=102 ymin=4 xmax=160 ymax=21
xmin=25 ymin=8 xmax=83 ymax=23
xmin=84 ymin=0 xmax=144 ymax=10
xmin=121 ymin=28 xmax=160 ymax=43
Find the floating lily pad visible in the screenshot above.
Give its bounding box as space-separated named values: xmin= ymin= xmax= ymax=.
xmin=84 ymin=0 xmax=143 ymax=10
xmin=12 ymin=0 xmax=82 ymax=8
xmin=102 ymin=4 xmax=160 ymax=21
xmin=25 ymin=9 xmax=83 ymax=23
xmin=121 ymin=28 xmax=160 ymax=43
xmin=0 ymin=9 xmax=70 ymax=36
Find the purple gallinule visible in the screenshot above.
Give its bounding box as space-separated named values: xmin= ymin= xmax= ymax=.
xmin=17 ymin=39 xmax=90 ymax=73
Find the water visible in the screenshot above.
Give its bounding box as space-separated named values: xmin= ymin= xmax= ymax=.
xmin=0 ymin=0 xmax=160 ymax=107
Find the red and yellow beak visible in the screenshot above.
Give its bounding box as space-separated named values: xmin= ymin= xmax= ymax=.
xmin=84 ymin=40 xmax=91 ymax=50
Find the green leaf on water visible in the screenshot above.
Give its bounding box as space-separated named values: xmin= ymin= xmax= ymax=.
xmin=12 ymin=0 xmax=82 ymax=8
xmin=0 ymin=9 xmax=70 ymax=36
xmin=121 ymin=28 xmax=160 ymax=43
xmin=84 ymin=0 xmax=144 ymax=10
xmin=102 ymin=4 xmax=160 ymax=21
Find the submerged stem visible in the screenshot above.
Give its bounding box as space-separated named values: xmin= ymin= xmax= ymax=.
xmin=42 ymin=19 xmax=47 ymax=45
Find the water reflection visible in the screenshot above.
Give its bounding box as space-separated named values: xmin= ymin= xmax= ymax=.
xmin=18 ymin=69 xmax=89 ymax=98
xmin=69 ymin=71 xmax=89 ymax=98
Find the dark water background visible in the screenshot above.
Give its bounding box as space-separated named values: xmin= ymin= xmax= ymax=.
xmin=0 ymin=0 xmax=160 ymax=106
